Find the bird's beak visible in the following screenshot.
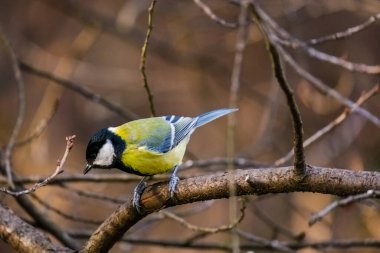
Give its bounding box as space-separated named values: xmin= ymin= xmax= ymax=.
xmin=83 ymin=164 xmax=93 ymax=174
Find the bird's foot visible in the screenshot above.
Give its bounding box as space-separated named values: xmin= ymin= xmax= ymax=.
xmin=133 ymin=177 xmax=148 ymax=213
xmin=168 ymin=174 xmax=180 ymax=198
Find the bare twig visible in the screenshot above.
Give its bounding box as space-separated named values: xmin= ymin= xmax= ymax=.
xmin=15 ymin=99 xmax=60 ymax=147
xmin=15 ymin=194 xmax=79 ymax=249
xmin=275 ymin=40 xmax=380 ymax=128
xmin=251 ymin=5 xmax=306 ymax=175
xmin=0 ymin=136 xmax=76 ymax=196
xmin=252 ymin=2 xmax=380 ymax=74
xmin=72 ymin=231 xmax=380 ymax=250
xmin=127 ymin=201 xmax=216 ymax=236
xmin=0 ymin=157 xmax=265 ymax=185
xmin=140 ymin=0 xmax=157 ymax=116
xmin=229 ymin=0 xmax=249 ymax=109
xmin=160 ymin=198 xmax=246 ymax=234
xmin=31 ymin=194 xmax=102 ymax=225
xmin=307 ymin=13 xmax=380 ymax=45
xmin=277 ymin=36 xmax=380 ymax=74
xmin=232 ymin=0 xmax=380 ymax=127
xmin=309 ymin=189 xmax=380 ymax=226
xmin=19 ymin=61 xmax=138 ymax=120
xmin=235 ymin=229 xmax=296 ymax=253
xmin=228 ymin=2 xmax=250 ymax=251
xmin=252 ymin=204 xmax=305 ymax=240
xmin=58 ymin=184 xmax=126 ymax=204
xmin=0 ymin=28 xmax=26 ymax=188
xmin=7 ymin=133 xmax=79 ymax=249
xmin=193 ymin=0 xmax=237 ymax=28
xmin=275 ymin=85 xmax=379 ymax=166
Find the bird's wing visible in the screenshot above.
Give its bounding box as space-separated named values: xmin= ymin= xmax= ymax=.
xmin=158 ymin=115 xmax=198 ymax=153
xmin=114 ymin=109 xmax=236 ymax=154
xmin=113 ymin=116 xmax=197 ymax=153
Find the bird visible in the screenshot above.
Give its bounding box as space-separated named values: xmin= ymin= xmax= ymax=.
xmin=84 ymin=108 xmax=237 ymax=212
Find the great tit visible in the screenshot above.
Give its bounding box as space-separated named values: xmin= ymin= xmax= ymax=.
xmin=84 ymin=108 xmax=237 ymax=212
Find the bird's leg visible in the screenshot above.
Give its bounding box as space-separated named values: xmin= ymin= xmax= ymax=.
xmin=169 ymin=165 xmax=180 ymax=197
xmin=133 ymin=176 xmax=148 ymax=213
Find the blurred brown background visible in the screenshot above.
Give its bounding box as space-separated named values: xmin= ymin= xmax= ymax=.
xmin=0 ymin=0 xmax=379 ymax=252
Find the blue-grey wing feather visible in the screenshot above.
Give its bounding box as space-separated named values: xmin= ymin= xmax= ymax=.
xmin=158 ymin=116 xmax=198 ymax=153
xmin=157 ymin=108 xmax=237 ymax=153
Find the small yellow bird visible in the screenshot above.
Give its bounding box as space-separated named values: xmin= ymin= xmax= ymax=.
xmin=84 ymin=108 xmax=237 ymax=212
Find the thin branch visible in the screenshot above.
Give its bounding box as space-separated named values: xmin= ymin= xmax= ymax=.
xmin=0 ymin=28 xmax=26 ymax=188
xmin=128 ymin=201 xmax=216 ymax=236
xmin=161 ymin=198 xmax=246 ymax=234
xmin=185 ymin=198 xmax=246 ymax=244
xmin=15 ymin=99 xmax=60 ymax=147
xmin=72 ymin=231 xmax=380 ymax=250
xmin=19 ymin=61 xmax=138 ymax=120
xmin=275 ymin=39 xmax=380 ymax=128
xmin=15 ymin=194 xmax=79 ymax=249
xmin=229 ymin=0 xmax=249 ymax=108
xmin=0 ymin=157 xmax=265 ymax=185
xmin=193 ymin=0 xmax=237 ymax=28
xmin=307 ymin=13 xmax=380 ymax=45
xmin=235 ymin=229 xmax=296 ymax=253
xmin=82 ymin=166 xmax=379 ymax=252
xmin=275 ymin=84 xmax=380 ymax=166
xmin=58 ymin=184 xmax=126 ymax=204
xmin=252 ymin=2 xmax=380 ymax=74
xmin=235 ymin=0 xmax=380 ymax=127
xmin=31 ymin=194 xmax=102 ymax=225
xmin=227 ymin=2 xmax=250 ymax=251
xmin=251 ymin=5 xmax=305 ymax=176
xmin=309 ymin=189 xmax=380 ymax=226
xmin=0 ymin=135 xmax=75 ymax=196
xmin=277 ymin=36 xmax=380 ymax=74
xmin=252 ymin=204 xmax=305 ymax=241
xmin=140 ymin=0 xmax=157 ymax=116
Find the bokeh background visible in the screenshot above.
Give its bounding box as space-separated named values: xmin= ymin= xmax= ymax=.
xmin=0 ymin=0 xmax=379 ymax=252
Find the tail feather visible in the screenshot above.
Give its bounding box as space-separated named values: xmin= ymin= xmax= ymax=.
xmin=195 ymin=108 xmax=238 ymax=128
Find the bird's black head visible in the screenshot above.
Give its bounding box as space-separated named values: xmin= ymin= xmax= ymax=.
xmin=84 ymin=128 xmax=125 ymax=174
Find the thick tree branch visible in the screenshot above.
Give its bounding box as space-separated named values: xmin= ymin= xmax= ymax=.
xmin=0 ymin=204 xmax=72 ymax=253
xmin=82 ymin=165 xmax=380 ymax=252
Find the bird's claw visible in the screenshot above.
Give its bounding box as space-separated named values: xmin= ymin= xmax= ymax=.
xmin=168 ymin=175 xmax=180 ymax=197
xmin=133 ymin=180 xmax=147 ymax=213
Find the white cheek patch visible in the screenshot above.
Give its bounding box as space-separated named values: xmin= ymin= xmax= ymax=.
xmin=94 ymin=139 xmax=115 ymax=166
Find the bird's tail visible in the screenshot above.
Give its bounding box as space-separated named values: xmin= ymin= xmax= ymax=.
xmin=195 ymin=108 xmax=238 ymax=128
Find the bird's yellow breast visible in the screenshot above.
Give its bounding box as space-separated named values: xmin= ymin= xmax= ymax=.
xmin=120 ymin=137 xmax=189 ymax=175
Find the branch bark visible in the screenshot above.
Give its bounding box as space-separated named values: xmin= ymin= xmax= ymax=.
xmin=82 ymin=165 xmax=380 ymax=252
xmin=0 ymin=204 xmax=73 ymax=253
